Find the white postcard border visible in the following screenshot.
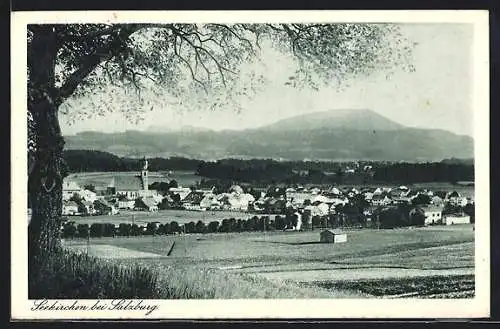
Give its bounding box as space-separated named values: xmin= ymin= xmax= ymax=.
xmin=11 ymin=10 xmax=490 ymax=320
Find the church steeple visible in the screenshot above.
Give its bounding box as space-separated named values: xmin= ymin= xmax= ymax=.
xmin=140 ymin=156 xmax=149 ymax=191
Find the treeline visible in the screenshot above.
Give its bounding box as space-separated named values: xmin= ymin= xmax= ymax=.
xmin=63 ymin=150 xmax=202 ymax=172
xmin=372 ymin=163 xmax=474 ymax=184
xmin=62 ymin=205 xmax=448 ymax=240
xmin=63 ymin=150 xmax=474 ymax=185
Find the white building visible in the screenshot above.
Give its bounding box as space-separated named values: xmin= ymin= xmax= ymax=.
xmin=320 ymin=229 xmax=347 ymax=243
xmin=445 ymin=214 xmax=470 ymax=225
xmin=62 ymin=180 xmax=81 ymax=201
xmin=168 ymin=187 xmax=192 ymax=201
xmin=62 ymin=201 xmax=79 ymax=216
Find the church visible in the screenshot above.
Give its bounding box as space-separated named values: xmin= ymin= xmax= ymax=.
xmin=107 ymin=157 xmax=157 ymax=200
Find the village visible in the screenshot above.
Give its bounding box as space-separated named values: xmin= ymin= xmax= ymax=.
xmin=58 ymin=157 xmax=475 ymax=230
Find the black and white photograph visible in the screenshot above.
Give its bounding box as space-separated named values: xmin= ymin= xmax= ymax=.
xmin=12 ymin=10 xmax=490 ymax=319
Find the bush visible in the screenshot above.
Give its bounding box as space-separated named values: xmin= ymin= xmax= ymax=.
xmin=146 ymin=222 xmax=159 ymax=236
xmin=103 ymin=223 xmax=116 ymax=237
xmin=118 ymin=223 xmax=132 ymax=236
xmin=195 ymin=220 xmax=206 ymax=234
xmin=185 ymin=221 xmax=196 ymax=234
xmin=130 ymin=224 xmax=142 ymax=236
xmin=207 ymin=221 xmax=219 ymax=233
xmin=29 ymin=250 xmax=160 ymax=299
xmin=90 ymin=223 xmax=105 ymax=238
xmin=62 ymin=222 xmax=77 ymax=239
xmin=77 ymin=224 xmax=89 ymax=238
xmin=275 ymin=215 xmax=285 ymax=230
xmin=169 ymin=221 xmax=181 ymax=234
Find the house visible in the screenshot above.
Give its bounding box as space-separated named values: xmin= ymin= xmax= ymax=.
xmin=320 ymin=229 xmax=347 ymax=243
xmin=117 ymin=199 xmax=135 ymax=210
xmin=136 ymin=197 xmax=159 ymax=212
xmin=79 ymin=189 xmax=97 ymax=202
xmin=286 ymin=191 xmax=313 ymax=206
xmin=79 ymin=200 xmax=96 ymax=216
xmin=229 ymin=185 xmax=244 ymax=195
xmin=446 ymin=191 xmax=467 ymax=206
xmin=329 ymin=187 xmax=341 ymax=195
xmin=410 ymin=206 xmax=443 ymax=225
xmin=182 ymin=191 xmax=205 ymax=210
xmin=305 ymin=202 xmax=329 ymax=217
xmin=431 ymin=195 xmax=445 ymax=207
xmin=62 ymin=201 xmax=79 ymax=216
xmin=444 ymin=214 xmax=470 ymax=225
xmin=221 ymin=193 xmax=255 ymax=211
xmin=62 ymin=180 xmax=81 ymax=201
xmin=200 ymin=193 xmax=221 ymax=210
xmin=364 ymin=191 xmax=374 ymax=201
xmin=168 ymin=187 xmax=192 ymax=201
xmin=371 ymin=194 xmax=392 ymax=206
xmin=94 ymin=199 xmax=119 ymax=215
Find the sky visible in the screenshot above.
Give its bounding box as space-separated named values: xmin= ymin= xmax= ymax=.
xmin=59 ymin=23 xmax=474 ymax=137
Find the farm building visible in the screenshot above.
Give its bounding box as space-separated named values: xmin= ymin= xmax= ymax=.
xmin=135 ymin=197 xmax=159 ymax=212
xmin=445 ymin=214 xmax=470 ymax=225
xmin=320 ymin=229 xmax=347 ymax=243
xmin=410 ymin=206 xmax=443 ymax=225
xmin=94 ymin=199 xmax=119 ymax=215
xmin=62 ymin=201 xmax=79 ymax=216
xmin=62 ymin=180 xmax=82 ymax=201
xmin=79 ymin=200 xmax=96 ymax=216
xmin=117 ymin=199 xmax=135 ymax=210
xmin=168 ymin=187 xmax=192 ymax=200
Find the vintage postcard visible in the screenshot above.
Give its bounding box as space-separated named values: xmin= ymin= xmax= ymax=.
xmin=11 ymin=10 xmax=490 ymax=320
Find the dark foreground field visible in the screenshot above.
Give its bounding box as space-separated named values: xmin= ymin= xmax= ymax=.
xmin=63 ymin=225 xmax=474 ymax=298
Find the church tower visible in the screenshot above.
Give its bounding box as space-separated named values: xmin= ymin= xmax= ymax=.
xmin=140 ymin=156 xmax=149 ymax=191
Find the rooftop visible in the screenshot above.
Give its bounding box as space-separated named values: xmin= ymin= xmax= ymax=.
xmin=108 ymin=175 xmax=144 ymax=191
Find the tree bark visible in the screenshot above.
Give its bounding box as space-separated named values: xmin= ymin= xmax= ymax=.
xmin=27 ymin=26 xmax=66 ymax=287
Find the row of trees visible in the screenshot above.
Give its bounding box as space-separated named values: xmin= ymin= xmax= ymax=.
xmin=63 ymin=150 xmax=204 ymax=173
xmin=62 ymin=205 xmax=436 ymax=240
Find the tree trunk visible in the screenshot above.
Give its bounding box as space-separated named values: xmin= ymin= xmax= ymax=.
xmin=27 ymin=26 xmax=66 ymax=290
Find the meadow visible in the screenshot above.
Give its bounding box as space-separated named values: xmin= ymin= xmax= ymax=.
xmin=69 ymin=209 xmax=266 ymax=226
xmin=67 ymin=170 xmax=200 ymax=189
xmin=63 ymin=224 xmax=475 ymax=298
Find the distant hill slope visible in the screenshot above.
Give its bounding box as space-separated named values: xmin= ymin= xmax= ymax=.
xmin=260 ymin=109 xmax=405 ymax=132
xmin=64 ymin=109 xmax=474 ymax=162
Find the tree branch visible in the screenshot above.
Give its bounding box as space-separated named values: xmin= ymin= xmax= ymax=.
xmin=56 ymin=24 xmax=143 ymax=106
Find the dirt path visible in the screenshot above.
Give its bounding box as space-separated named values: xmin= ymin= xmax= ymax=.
xmin=65 ymin=244 xmax=163 ymax=259
xmin=255 ymin=267 xmax=474 ymax=283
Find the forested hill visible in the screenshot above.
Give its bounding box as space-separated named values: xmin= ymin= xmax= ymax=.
xmin=63 ymin=150 xmax=202 ymax=172
xmin=63 ymin=150 xmax=474 ymax=185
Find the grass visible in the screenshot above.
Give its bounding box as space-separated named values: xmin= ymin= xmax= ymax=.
xmin=306 ymin=274 xmax=475 ymax=298
xmin=65 ymin=226 xmax=474 ymax=269
xmin=116 ymin=259 xmax=363 ymax=299
xmin=31 ymin=249 xmax=360 ymax=299
xmin=61 ymin=225 xmax=475 ymax=298
xmin=29 ymin=249 xmax=161 ymax=299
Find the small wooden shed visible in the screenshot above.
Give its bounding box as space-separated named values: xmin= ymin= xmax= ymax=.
xmin=320 ymin=229 xmax=347 ymax=243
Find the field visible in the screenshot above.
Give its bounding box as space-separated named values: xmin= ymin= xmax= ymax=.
xmin=63 ymin=224 xmax=475 ymax=298
xmin=69 ymin=209 xmax=267 ymax=225
xmin=67 ymin=170 xmax=200 ymax=189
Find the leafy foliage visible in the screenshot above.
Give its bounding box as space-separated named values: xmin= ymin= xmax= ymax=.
xmin=28 ymin=23 xmax=414 ymax=153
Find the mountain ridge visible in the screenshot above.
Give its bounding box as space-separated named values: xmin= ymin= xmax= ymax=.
xmin=64 ymin=109 xmax=474 ymax=162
